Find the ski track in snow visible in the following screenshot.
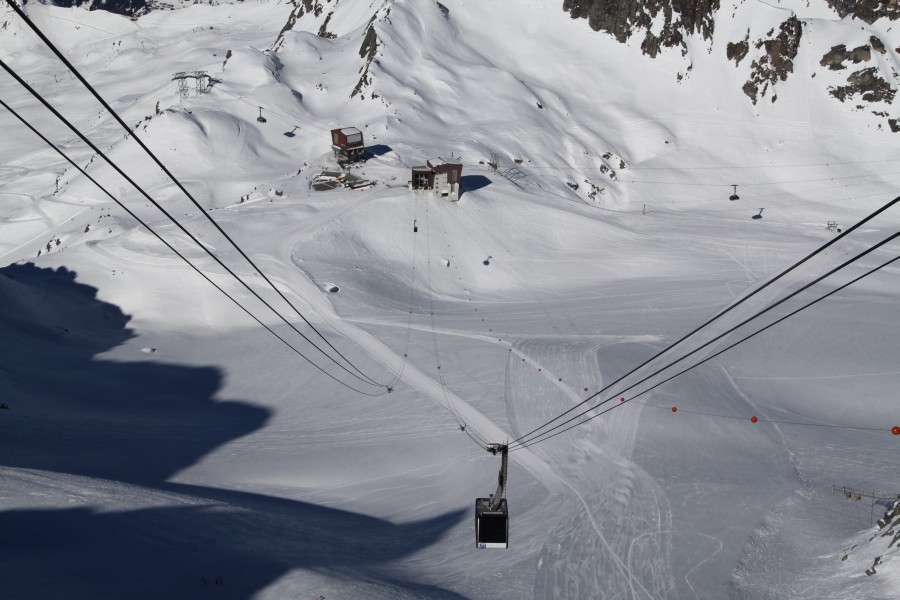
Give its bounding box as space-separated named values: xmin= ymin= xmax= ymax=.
xmin=2 ymin=0 xmax=899 ymax=598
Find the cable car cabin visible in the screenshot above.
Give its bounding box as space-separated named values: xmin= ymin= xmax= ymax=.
xmin=330 ymin=127 xmax=365 ymax=164
xmin=475 ymin=497 xmax=508 ymax=549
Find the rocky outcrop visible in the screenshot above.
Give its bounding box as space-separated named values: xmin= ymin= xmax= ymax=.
xmin=563 ymin=0 xmax=718 ymax=57
xmin=273 ymin=1 xmax=328 ymax=50
xmin=726 ymin=31 xmax=750 ymax=66
xmin=825 ymin=0 xmax=899 ymax=24
xmin=741 ymin=16 xmax=802 ymax=104
xmin=829 ymin=67 xmax=896 ymax=103
xmin=869 ymin=35 xmax=886 ymax=54
xmin=24 ymin=0 xmax=148 ymax=18
xmin=819 ymin=37 xmax=898 ymax=131
xmin=351 ymin=20 xmax=379 ymax=98
xmin=359 ymin=24 xmax=377 ymax=61
xmin=820 ymin=44 xmax=871 ymax=70
xmin=317 ymin=11 xmax=337 ymax=39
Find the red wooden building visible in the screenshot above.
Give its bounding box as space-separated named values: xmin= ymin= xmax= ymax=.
xmin=409 ymin=158 xmax=462 ymax=201
xmin=330 ymin=127 xmax=365 ymax=163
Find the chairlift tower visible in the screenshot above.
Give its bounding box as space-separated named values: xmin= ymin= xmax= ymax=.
xmin=172 ymin=71 xmax=211 ymax=102
xmin=173 ymin=72 xmax=190 ymax=102
xmin=193 ymin=71 xmax=210 ymax=95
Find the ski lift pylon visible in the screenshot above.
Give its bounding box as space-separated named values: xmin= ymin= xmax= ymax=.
xmin=476 ymin=443 xmax=509 ymax=549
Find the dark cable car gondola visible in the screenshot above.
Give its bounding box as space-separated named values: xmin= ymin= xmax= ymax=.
xmin=729 ymin=184 xmax=740 ymax=201
xmin=476 ymin=443 xmax=508 ymax=549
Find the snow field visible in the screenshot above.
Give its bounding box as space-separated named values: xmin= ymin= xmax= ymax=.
xmin=1 ymin=0 xmax=899 ymax=598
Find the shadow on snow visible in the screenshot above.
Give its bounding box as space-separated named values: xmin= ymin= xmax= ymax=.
xmin=366 ymin=143 xmax=393 ymax=158
xmin=0 ymin=263 xmax=466 ymax=599
xmin=460 ymin=175 xmax=491 ymax=197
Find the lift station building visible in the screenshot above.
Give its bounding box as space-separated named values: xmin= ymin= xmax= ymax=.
xmin=330 ymin=127 xmax=365 ymax=163
xmin=409 ymin=158 xmax=463 ymax=201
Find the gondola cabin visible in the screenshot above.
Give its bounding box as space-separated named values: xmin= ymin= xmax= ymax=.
xmin=330 ymin=127 xmax=365 ymax=163
xmin=475 ymin=497 xmax=508 ymax=549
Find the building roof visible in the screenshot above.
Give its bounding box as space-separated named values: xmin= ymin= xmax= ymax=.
xmin=427 ymin=157 xmax=462 ymax=167
xmin=340 ymin=127 xmax=362 ymax=135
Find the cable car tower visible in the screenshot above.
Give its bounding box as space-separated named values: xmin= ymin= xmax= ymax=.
xmin=476 ymin=443 xmax=509 ymax=549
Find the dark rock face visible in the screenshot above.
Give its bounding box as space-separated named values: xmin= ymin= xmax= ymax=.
xmin=317 ymin=11 xmax=337 ymax=38
xmin=825 ymin=0 xmax=899 ymax=24
xmin=829 ymin=67 xmax=896 ymax=103
xmin=741 ymin=16 xmax=802 ymax=104
xmin=563 ymin=0 xmax=718 ymax=56
xmin=726 ymin=34 xmax=750 ymax=66
xmin=273 ymin=1 xmax=326 ymax=50
xmin=359 ymin=24 xmax=377 ymax=60
xmin=352 ymin=19 xmax=379 ymax=98
xmin=24 ymin=0 xmax=148 ymax=17
xmin=820 ymin=44 xmax=872 ymax=70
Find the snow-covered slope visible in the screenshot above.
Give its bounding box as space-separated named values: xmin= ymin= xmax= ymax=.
xmin=1 ymin=1 xmax=899 ymax=598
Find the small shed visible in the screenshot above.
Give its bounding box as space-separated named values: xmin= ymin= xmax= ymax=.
xmin=330 ymin=127 xmax=365 ymax=163
xmin=408 ymin=157 xmax=463 ymax=201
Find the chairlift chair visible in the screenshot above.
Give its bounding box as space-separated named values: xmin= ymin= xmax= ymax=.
xmin=476 ymin=444 xmax=509 ymax=549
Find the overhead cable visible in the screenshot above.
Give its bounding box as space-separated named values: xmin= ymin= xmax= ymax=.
xmin=0 ymin=96 xmax=386 ymax=397
xmin=511 ymin=232 xmax=899 ymax=448
xmin=512 ymin=252 xmax=900 ymax=451
xmin=508 ymin=195 xmax=899 ymax=447
xmin=3 ymin=0 xmax=385 ymax=389
xmin=0 ymin=62 xmax=384 ymax=391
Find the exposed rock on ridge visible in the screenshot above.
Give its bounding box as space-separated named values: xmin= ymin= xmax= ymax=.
xmin=24 ymin=0 xmax=148 ymax=18
xmin=563 ymin=0 xmax=718 ymax=57
xmin=825 ymin=0 xmax=899 ymax=24
xmin=740 ymin=16 xmax=802 ymax=105
xmin=820 ymin=44 xmax=872 ymax=70
xmin=829 ymin=67 xmax=896 ymax=104
xmin=351 ymin=22 xmax=378 ymax=98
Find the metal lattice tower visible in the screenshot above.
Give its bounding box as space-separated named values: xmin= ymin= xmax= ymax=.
xmin=172 ymin=72 xmax=190 ymax=102
xmin=193 ymin=71 xmax=210 ymax=95
xmin=172 ymin=71 xmax=210 ymax=102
